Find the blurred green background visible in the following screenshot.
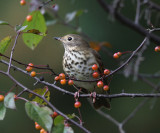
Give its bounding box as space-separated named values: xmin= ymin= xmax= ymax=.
xmin=0 ymin=0 xmax=160 ymax=133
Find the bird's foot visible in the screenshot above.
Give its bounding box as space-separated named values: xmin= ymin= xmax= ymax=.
xmin=90 ymin=92 xmax=96 ymax=103
xmin=74 ymin=88 xmax=82 ymax=99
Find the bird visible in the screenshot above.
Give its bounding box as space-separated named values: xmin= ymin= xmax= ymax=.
xmin=54 ymin=34 xmax=110 ymax=109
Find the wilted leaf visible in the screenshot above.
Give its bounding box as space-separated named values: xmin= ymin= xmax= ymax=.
xmin=90 ymin=41 xmax=112 ymax=51
xmin=0 ymin=36 xmax=11 ymax=59
xmin=54 ymin=115 xmax=64 ymax=126
xmin=64 ymin=126 xmax=74 ymax=133
xmin=0 ymin=21 xmax=9 ymax=25
xmin=0 ymin=103 xmax=6 ymax=120
xmin=52 ymin=124 xmax=64 ymax=133
xmin=25 ymin=102 xmax=53 ymax=132
xmin=4 ymin=92 xmax=16 ymax=109
xmin=15 ymin=25 xmax=28 ymax=32
xmin=26 ymin=29 xmax=46 ymax=36
xmin=29 ymin=87 xmax=50 ymax=105
xmin=22 ymin=11 xmax=47 ymax=50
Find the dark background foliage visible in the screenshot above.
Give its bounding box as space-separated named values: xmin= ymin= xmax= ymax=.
xmin=0 ymin=0 xmax=160 ymax=133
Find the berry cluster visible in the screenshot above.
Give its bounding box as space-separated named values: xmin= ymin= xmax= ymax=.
xmin=113 ymin=52 xmax=122 ymax=59
xmin=54 ymin=73 xmax=74 ymax=86
xmin=92 ymin=64 xmax=110 ymax=91
xmin=26 ymin=63 xmax=37 ymax=77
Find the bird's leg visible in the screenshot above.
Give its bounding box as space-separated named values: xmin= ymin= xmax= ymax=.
xmin=90 ymin=91 xmax=97 ymax=103
xmin=74 ymin=87 xmax=82 ymax=99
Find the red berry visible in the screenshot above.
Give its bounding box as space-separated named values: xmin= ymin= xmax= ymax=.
xmin=14 ymin=95 xmax=18 ymax=101
xmin=97 ymin=81 xmax=104 ymax=88
xmin=103 ymin=85 xmax=109 ymax=91
xmin=104 ymin=69 xmax=110 ymax=75
xmin=20 ymin=0 xmax=26 ymax=5
xmin=92 ymin=64 xmax=98 ymax=71
xmin=26 ymin=15 xmax=32 ymax=22
xmin=35 ymin=123 xmax=42 ymax=130
xmin=117 ymin=52 xmax=122 ymax=57
xmin=113 ymin=53 xmax=119 ymax=59
xmin=51 ymin=112 xmax=58 ymax=118
xmin=26 ymin=66 xmax=32 ymax=72
xmin=92 ymin=72 xmax=99 ymax=78
xmin=40 ymin=129 xmax=47 ymax=133
xmin=60 ymin=79 xmax=66 ymax=85
xmin=59 ymin=73 xmax=65 ymax=79
xmin=74 ymin=101 xmax=81 ymax=108
xmin=30 ymin=71 xmax=36 ymax=77
xmin=155 ymin=46 xmax=160 ymax=52
xmin=54 ymin=76 xmax=60 ymax=81
xmin=0 ymin=95 xmax=4 ymax=102
xmin=68 ymin=80 xmax=74 ymax=85
xmin=28 ymin=63 xmax=34 ymax=67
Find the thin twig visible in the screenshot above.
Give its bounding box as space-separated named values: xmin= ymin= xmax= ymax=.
xmin=7 ymin=32 xmax=20 ymax=74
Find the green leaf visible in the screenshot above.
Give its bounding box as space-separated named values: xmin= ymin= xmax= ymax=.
xmin=0 ymin=103 xmax=6 ymax=120
xmin=15 ymin=25 xmax=28 ymax=32
xmin=29 ymin=87 xmax=50 ymax=105
xmin=64 ymin=126 xmax=74 ymax=133
xmin=54 ymin=115 xmax=64 ymax=126
xmin=0 ymin=21 xmax=9 ymax=25
xmin=67 ymin=113 xmax=75 ymax=119
xmin=22 ymin=11 xmax=47 ymax=50
xmin=0 ymin=36 xmax=11 ymax=59
xmin=25 ymin=102 xmax=53 ymax=132
xmin=52 ymin=124 xmax=64 ymax=133
xmin=4 ymin=92 xmax=16 ymax=109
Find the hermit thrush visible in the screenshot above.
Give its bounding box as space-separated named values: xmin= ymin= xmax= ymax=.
xmin=54 ymin=34 xmax=110 ymax=109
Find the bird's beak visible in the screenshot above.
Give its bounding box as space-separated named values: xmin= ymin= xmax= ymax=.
xmin=54 ymin=37 xmax=61 ymax=41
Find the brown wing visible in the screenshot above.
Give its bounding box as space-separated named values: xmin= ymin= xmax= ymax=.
xmin=90 ymin=48 xmax=104 ymax=74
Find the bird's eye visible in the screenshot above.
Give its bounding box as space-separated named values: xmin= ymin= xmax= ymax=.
xmin=68 ymin=37 xmax=72 ymax=41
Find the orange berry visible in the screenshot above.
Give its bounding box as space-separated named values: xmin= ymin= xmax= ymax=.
xmin=0 ymin=95 xmax=4 ymax=102
xmin=51 ymin=111 xmax=58 ymax=118
xmin=40 ymin=129 xmax=47 ymax=133
xmin=20 ymin=0 xmax=26 ymax=5
xmin=26 ymin=15 xmax=32 ymax=22
xmin=68 ymin=80 xmax=74 ymax=85
xmin=26 ymin=66 xmax=32 ymax=72
xmin=60 ymin=79 xmax=66 ymax=85
xmin=35 ymin=123 xmax=42 ymax=130
xmin=104 ymin=69 xmax=110 ymax=75
xmin=92 ymin=72 xmax=99 ymax=78
xmin=97 ymin=81 xmax=104 ymax=88
xmin=74 ymin=101 xmax=81 ymax=108
xmin=54 ymin=76 xmax=60 ymax=81
xmin=30 ymin=71 xmax=36 ymax=77
xmin=113 ymin=53 xmax=119 ymax=59
xmin=103 ymin=85 xmax=109 ymax=91
xmin=92 ymin=64 xmax=98 ymax=71
xmin=155 ymin=46 xmax=160 ymax=52
xmin=59 ymin=73 xmax=65 ymax=79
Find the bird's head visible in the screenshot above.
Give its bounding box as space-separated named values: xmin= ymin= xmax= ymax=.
xmin=54 ymin=34 xmax=89 ymax=50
